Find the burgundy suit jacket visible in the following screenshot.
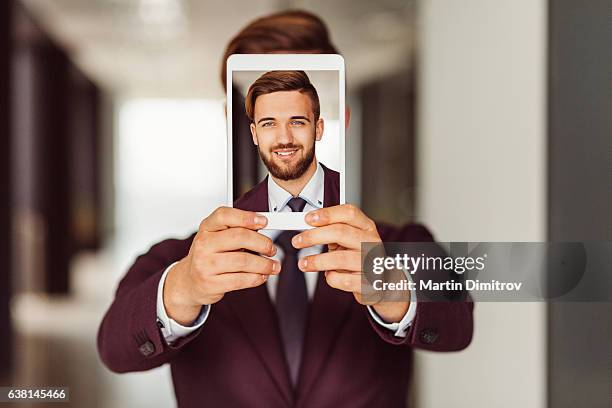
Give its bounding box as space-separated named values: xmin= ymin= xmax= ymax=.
xmin=97 ymin=165 xmax=473 ymax=407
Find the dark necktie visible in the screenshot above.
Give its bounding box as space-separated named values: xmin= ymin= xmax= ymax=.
xmin=274 ymin=197 xmax=308 ymax=386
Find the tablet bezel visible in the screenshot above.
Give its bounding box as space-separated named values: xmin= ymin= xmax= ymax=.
xmin=226 ymin=54 xmax=346 ymax=230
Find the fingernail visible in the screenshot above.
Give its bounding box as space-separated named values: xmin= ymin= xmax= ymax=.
xmin=273 ymin=261 xmax=280 ymax=273
xmin=254 ymin=215 xmax=266 ymax=225
xmin=299 ymin=258 xmax=307 ymax=269
xmin=262 ymin=275 xmax=268 ymax=281
xmin=307 ymin=212 xmax=319 ymax=223
xmin=270 ymin=245 xmax=277 ymax=256
xmin=292 ymin=235 xmax=302 ymax=246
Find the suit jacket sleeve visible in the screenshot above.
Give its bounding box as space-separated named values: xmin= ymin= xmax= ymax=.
xmin=368 ymin=223 xmax=474 ymax=351
xmin=97 ymin=234 xmax=201 ymax=373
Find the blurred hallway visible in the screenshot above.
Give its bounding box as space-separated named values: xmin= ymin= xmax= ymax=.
xmin=4 ymin=1 xmax=418 ymax=406
xmin=2 ymin=1 xmax=611 ymax=407
xmin=9 ymin=95 xmax=239 ymax=407
xmin=11 ymin=250 xmax=176 ymax=407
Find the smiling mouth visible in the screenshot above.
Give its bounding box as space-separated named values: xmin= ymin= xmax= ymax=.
xmin=273 ymin=148 xmax=299 ymax=159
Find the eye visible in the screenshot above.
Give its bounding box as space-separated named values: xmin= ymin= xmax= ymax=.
xmin=290 ymin=120 xmax=305 ymax=126
xmin=261 ymin=121 xmax=274 ymax=128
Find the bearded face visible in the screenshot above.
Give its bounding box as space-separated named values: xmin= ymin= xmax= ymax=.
xmin=249 ymin=90 xmax=324 ymax=181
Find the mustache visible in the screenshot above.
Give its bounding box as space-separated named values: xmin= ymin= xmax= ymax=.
xmin=270 ymin=143 xmax=303 ymax=151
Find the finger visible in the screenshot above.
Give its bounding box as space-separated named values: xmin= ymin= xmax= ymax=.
xmin=324 ymin=270 xmax=363 ymax=293
xmin=298 ymin=250 xmax=361 ymax=272
xmin=293 ymin=224 xmax=372 ymax=250
xmin=200 ymin=206 xmax=267 ymax=232
xmin=210 ymin=272 xmax=269 ymax=293
xmin=304 ymin=204 xmax=376 ymax=231
xmin=199 ymin=228 xmax=276 ymax=256
xmin=197 ymin=252 xmax=280 ymax=275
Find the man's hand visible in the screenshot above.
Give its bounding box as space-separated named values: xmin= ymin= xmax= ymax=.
xmin=292 ymin=204 xmax=410 ymax=323
xmin=164 ymin=207 xmax=280 ymax=325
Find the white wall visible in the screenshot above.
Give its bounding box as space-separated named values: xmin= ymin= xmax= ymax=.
xmin=415 ymin=0 xmax=547 ymax=407
xmin=114 ymin=98 xmax=227 ymax=270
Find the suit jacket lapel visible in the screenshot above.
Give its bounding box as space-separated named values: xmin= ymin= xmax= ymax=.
xmin=297 ymin=164 xmax=353 ymax=397
xmin=297 ymin=275 xmax=353 ymax=398
xmin=226 ymin=177 xmax=294 ymax=404
xmin=233 ymin=176 xmax=269 ymax=213
xmin=224 ymin=286 xmax=293 ymax=404
xmin=321 ymin=163 xmax=340 ymax=207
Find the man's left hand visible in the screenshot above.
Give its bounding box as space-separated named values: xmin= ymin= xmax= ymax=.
xmin=292 ymin=204 xmax=410 ymax=323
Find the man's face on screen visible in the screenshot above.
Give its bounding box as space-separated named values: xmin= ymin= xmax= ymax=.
xmin=250 ymin=90 xmax=323 ymax=181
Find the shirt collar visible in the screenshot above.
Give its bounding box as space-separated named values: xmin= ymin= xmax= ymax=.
xmin=267 ymin=161 xmax=324 ymax=212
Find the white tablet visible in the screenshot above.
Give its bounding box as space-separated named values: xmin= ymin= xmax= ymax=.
xmin=226 ymin=54 xmax=345 ymax=230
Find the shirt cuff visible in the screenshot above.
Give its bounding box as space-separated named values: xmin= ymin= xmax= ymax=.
xmin=156 ymin=261 xmax=210 ymax=345
xmin=366 ymin=268 xmax=417 ymax=338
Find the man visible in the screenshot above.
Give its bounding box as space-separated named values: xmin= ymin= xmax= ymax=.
xmin=245 ymin=70 xmax=327 ymax=196
xmin=97 ymin=10 xmax=473 ymax=408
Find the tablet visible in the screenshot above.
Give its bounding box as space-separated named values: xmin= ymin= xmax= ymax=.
xmin=226 ymin=54 xmax=345 ymax=230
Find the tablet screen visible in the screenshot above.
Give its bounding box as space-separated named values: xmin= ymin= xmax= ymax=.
xmin=227 ymin=55 xmax=345 ymax=230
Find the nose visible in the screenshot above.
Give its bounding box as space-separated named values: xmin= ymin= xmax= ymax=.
xmin=277 ymin=124 xmax=294 ymax=145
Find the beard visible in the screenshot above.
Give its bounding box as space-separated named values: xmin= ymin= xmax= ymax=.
xmin=259 ymin=140 xmax=316 ymax=181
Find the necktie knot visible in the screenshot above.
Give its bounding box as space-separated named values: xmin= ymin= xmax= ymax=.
xmin=287 ymin=197 xmax=307 ymax=212
xmin=275 ymin=197 xmax=306 ymax=253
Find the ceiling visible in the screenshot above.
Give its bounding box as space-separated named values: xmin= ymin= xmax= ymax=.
xmin=20 ymin=0 xmax=416 ymax=98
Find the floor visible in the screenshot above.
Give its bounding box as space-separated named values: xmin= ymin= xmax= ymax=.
xmin=9 ymin=247 xmax=177 ymax=408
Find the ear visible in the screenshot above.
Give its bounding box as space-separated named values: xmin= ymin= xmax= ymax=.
xmin=345 ymin=106 xmax=351 ymax=130
xmin=315 ymin=118 xmax=324 ymax=141
xmin=249 ymin=123 xmax=258 ymax=146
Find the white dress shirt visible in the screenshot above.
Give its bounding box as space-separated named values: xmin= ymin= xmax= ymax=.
xmin=156 ymin=161 xmax=417 ymax=344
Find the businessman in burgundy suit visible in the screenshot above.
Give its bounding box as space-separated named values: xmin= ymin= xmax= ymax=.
xmin=97 ymin=10 xmax=473 ymax=408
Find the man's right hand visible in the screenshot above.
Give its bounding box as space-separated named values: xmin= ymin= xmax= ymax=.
xmin=163 ymin=207 xmax=279 ymax=325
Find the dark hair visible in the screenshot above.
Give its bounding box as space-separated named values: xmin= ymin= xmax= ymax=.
xmin=245 ymin=70 xmax=320 ymax=122
xmin=221 ymin=10 xmax=339 ymax=89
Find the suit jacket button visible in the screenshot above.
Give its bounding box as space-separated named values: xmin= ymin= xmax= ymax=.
xmin=139 ymin=341 xmax=156 ymax=356
xmin=420 ymin=329 xmax=439 ymax=345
